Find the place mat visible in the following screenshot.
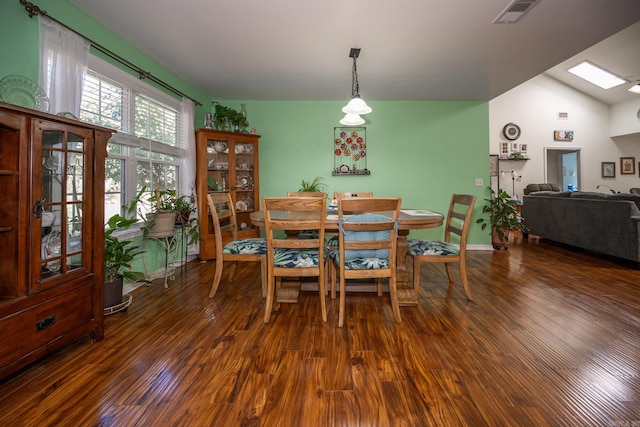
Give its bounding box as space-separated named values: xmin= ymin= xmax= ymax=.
xmin=401 ymin=209 xmax=440 ymax=216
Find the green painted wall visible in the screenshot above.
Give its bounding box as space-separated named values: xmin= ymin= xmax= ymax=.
xmin=220 ymin=100 xmax=491 ymax=244
xmin=2 ymin=1 xmax=493 ymax=254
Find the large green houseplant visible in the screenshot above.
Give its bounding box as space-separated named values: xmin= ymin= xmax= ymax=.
xmin=476 ymin=187 xmax=526 ymax=249
xmin=104 ymin=212 xmax=147 ymax=308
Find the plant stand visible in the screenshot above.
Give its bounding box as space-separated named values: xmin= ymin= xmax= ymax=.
xmin=147 ymin=231 xmax=178 ymax=288
xmin=104 ymin=294 xmax=132 ymax=316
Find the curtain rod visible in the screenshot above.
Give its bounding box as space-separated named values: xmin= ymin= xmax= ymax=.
xmin=19 ymin=0 xmax=203 ymax=107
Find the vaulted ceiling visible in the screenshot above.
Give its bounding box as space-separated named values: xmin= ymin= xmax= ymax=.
xmin=69 ymin=0 xmax=640 ymax=105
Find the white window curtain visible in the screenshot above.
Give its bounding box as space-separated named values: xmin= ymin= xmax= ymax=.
xmin=180 ymin=97 xmax=198 ymax=253
xmin=38 ymin=16 xmax=89 ymax=116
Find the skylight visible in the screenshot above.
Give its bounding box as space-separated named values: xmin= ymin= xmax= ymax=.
xmin=567 ymin=61 xmax=627 ymax=89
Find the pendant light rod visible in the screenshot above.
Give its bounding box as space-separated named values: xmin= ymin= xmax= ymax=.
xmin=349 ymin=48 xmax=361 ymax=99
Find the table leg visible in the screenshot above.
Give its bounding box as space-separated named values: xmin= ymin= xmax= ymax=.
xmin=396 ymin=230 xmax=418 ymax=306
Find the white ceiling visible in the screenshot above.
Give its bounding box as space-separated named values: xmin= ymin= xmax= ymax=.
xmin=69 ymin=0 xmax=640 ymax=105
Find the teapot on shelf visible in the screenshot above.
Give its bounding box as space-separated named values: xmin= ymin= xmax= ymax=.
xmin=212 ymin=141 xmax=228 ymax=153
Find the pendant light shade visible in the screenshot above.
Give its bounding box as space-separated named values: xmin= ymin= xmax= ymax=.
xmin=339 ymin=113 xmax=365 ymax=126
xmin=342 ymin=97 xmax=372 ymax=115
xmin=340 ymin=48 xmax=372 ymax=123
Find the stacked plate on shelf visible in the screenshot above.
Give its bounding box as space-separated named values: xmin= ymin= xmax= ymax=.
xmin=0 ymin=75 xmax=50 ymax=112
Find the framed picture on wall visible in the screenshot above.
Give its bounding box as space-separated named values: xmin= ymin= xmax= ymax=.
xmin=554 ymin=130 xmax=574 ymax=141
xmin=500 ymin=142 xmax=509 ymax=157
xmin=602 ymin=162 xmax=615 ymax=178
xmin=621 ymin=157 xmax=635 ymax=175
xmin=490 ymin=154 xmax=498 ymax=177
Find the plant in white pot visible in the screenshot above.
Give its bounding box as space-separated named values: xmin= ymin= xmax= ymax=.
xmin=142 ymin=187 xmax=199 ymax=244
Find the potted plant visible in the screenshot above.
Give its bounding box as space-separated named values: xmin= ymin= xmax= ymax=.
xmin=212 ymin=102 xmax=246 ymax=132
xmin=476 ymin=187 xmax=526 ymax=250
xmin=104 ymin=213 xmax=147 ymax=309
xmin=298 ymin=176 xmax=327 ymax=193
xmin=142 ymin=187 xmax=200 ymax=245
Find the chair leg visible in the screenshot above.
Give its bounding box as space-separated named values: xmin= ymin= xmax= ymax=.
xmin=377 ymin=278 xmax=383 ymax=296
xmin=264 ymin=272 xmax=275 ymax=323
xmin=228 ymin=261 xmax=238 ymax=281
xmin=444 ymin=262 xmax=455 ymax=283
xmin=459 ymin=259 xmax=473 ymax=301
xmin=209 ymin=256 xmax=224 ymax=298
xmin=338 ymin=275 xmax=346 ymax=327
xmin=260 ymin=258 xmax=267 ymax=298
xmin=318 ymin=268 xmax=327 ymax=322
xmin=330 ymin=261 xmax=337 ymax=300
xmin=388 ymin=276 xmax=402 ymax=323
xmin=412 ymin=256 xmax=421 ymax=295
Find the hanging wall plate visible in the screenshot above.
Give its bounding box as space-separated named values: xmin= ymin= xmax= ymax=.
xmin=503 ymin=123 xmax=521 ymax=141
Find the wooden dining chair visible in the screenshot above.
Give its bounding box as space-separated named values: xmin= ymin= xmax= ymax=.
xmin=327 ymin=197 xmax=402 ymax=327
xmin=328 ymin=192 xmax=377 ymax=298
xmin=206 ymin=193 xmax=267 ymax=298
xmin=262 ymin=196 xmax=327 ymax=323
xmin=408 ymin=194 xmax=476 ymax=300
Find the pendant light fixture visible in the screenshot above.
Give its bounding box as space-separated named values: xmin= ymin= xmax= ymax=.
xmin=340 ymin=48 xmax=372 ymax=125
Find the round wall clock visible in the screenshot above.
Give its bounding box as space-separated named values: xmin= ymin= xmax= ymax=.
xmin=503 ymin=123 xmax=521 ymax=140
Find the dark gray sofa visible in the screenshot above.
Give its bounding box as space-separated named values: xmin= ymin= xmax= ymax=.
xmin=521 ymin=191 xmax=640 ymax=265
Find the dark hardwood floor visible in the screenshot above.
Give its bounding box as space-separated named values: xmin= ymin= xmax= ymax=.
xmin=1 ymin=236 xmax=639 ymax=426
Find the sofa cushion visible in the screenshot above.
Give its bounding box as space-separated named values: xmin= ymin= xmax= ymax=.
xmin=528 ymin=191 xmax=572 ymax=197
xmin=570 ymin=192 xmax=608 ymax=199
xmin=524 ymin=183 xmax=561 ymax=195
xmin=605 ymin=193 xmax=640 ymax=210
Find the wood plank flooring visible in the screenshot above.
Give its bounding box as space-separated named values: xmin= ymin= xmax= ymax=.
xmin=1 ymin=235 xmax=639 ymax=426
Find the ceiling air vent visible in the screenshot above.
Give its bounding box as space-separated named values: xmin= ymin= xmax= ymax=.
xmin=493 ymin=0 xmax=541 ymax=24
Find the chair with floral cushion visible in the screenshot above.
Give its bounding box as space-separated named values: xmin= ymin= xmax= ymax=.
xmin=327 ymin=197 xmax=402 ymax=327
xmin=262 ymin=196 xmax=327 ymax=323
xmin=408 ymin=194 xmax=476 ymax=300
xmin=206 ymin=193 xmax=267 ymax=298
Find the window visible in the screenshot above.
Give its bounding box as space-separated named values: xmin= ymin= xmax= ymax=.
xmin=79 ymin=56 xmax=185 ymax=220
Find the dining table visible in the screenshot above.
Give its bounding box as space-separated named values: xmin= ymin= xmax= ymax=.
xmin=250 ymin=208 xmax=444 ymax=306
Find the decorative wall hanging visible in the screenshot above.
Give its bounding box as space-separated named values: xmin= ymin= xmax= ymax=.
xmin=621 ymin=157 xmax=636 ymax=175
xmin=601 ymin=162 xmax=615 ymax=178
xmin=554 ymin=130 xmax=574 ymax=141
xmin=332 ymin=127 xmax=369 ymax=175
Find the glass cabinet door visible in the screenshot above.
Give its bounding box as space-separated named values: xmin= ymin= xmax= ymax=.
xmin=33 ymin=121 xmax=93 ymax=291
xmin=232 ymin=141 xmax=255 ymax=213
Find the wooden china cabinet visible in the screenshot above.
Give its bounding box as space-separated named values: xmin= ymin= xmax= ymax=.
xmin=195 ymin=128 xmax=260 ymax=260
xmin=0 ymin=102 xmax=111 ymax=379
